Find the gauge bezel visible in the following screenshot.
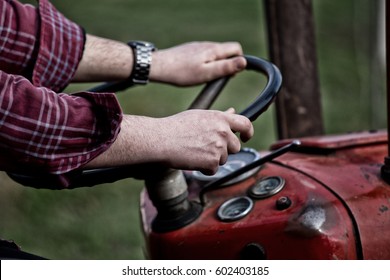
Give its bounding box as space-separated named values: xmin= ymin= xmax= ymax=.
xmin=248 ymin=176 xmax=286 ymax=199
xmin=217 ymin=196 xmax=254 ymax=222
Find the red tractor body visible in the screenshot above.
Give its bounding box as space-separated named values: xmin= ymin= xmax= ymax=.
xmin=141 ymin=130 xmax=390 ymax=259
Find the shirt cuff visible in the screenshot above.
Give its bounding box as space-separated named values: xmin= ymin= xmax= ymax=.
xmin=33 ymin=0 xmax=85 ymax=92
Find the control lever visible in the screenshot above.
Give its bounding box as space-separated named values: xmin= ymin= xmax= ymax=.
xmin=199 ymin=140 xmax=301 ymax=205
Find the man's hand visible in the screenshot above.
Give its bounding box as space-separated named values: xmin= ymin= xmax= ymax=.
xmin=153 ymin=108 xmax=253 ymax=174
xmin=150 ymin=42 xmax=247 ymax=86
xmin=73 ymin=36 xmax=246 ymax=87
xmin=85 ymin=109 xmax=254 ymax=175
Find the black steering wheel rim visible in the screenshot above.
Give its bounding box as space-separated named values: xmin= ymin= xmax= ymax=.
xmin=240 ymin=55 xmax=282 ymax=121
xmin=188 ymin=55 xmax=282 ymax=122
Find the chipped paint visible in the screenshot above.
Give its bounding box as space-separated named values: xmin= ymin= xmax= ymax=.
xmin=286 ymin=205 xmax=326 ymax=237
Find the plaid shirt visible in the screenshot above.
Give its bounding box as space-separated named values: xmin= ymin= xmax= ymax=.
xmin=0 ymin=0 xmax=123 ymax=188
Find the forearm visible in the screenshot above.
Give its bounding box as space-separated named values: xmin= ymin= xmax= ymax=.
xmin=84 ymin=115 xmax=162 ymax=168
xmin=72 ymin=34 xmax=134 ymax=82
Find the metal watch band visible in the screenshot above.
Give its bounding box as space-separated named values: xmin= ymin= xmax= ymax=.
xmin=127 ymin=41 xmax=156 ymax=85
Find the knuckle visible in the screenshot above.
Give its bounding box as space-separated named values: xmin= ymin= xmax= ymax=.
xmin=217 ymin=129 xmax=229 ymax=139
xmin=215 ymin=140 xmax=225 ymax=149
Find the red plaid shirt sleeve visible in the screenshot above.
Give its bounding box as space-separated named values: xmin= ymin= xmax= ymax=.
xmin=0 ymin=0 xmax=123 ymax=188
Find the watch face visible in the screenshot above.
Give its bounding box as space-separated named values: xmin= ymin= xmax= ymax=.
xmin=188 ymin=148 xmax=261 ymax=186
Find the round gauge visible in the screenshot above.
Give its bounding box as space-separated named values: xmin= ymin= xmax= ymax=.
xmin=189 ymin=148 xmax=261 ymax=186
xmin=217 ymin=196 xmax=254 ymax=222
xmin=248 ymin=176 xmax=285 ymax=199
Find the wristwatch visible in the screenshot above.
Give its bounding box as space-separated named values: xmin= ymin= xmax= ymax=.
xmin=127 ymin=41 xmax=156 ymax=85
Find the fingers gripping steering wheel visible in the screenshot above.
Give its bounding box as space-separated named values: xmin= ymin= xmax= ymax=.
xmin=189 ymin=55 xmax=282 ymax=120
xmin=7 ymin=55 xmax=282 ymax=189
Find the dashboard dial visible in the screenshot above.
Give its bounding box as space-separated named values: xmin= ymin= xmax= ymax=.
xmin=249 ymin=176 xmax=285 ymax=199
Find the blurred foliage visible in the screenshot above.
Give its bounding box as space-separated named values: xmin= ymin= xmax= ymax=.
xmin=0 ymin=0 xmax=386 ymax=259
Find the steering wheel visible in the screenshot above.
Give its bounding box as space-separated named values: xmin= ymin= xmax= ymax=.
xmin=8 ymin=55 xmax=282 ymax=189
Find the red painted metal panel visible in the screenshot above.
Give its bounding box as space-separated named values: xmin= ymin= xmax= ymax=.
xmin=140 ymin=130 xmax=390 ymax=259
xmin=273 ymin=131 xmax=390 ymax=259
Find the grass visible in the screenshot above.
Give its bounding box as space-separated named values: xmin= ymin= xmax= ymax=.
xmin=0 ymin=0 xmax=386 ymax=259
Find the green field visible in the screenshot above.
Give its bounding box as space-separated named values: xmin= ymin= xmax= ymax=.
xmin=0 ymin=0 xmax=386 ymax=259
